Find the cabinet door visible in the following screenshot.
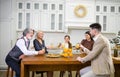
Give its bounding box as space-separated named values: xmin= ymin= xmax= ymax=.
xmin=31 ymin=11 xmax=40 ymax=30
xmin=107 ymin=14 xmax=116 ymax=33
xmin=17 ymin=12 xmax=24 ymax=30
xmin=116 ymin=14 xmax=120 ymax=33
xmin=25 ymin=12 xmax=31 ymax=28
xmin=41 ymin=12 xmax=51 ymax=31
xmin=16 ymin=1 xmax=65 ymax=32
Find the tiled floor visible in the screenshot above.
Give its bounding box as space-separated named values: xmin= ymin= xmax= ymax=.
xmin=0 ymin=70 xmax=77 ymax=77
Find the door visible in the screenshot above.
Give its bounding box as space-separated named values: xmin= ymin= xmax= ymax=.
xmin=0 ymin=22 xmax=12 ymax=69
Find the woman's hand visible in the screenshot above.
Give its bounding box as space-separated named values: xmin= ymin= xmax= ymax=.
xmin=79 ymin=44 xmax=84 ymax=49
xmin=38 ymin=49 xmax=45 ymax=54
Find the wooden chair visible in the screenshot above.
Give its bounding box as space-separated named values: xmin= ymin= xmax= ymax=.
xmin=75 ymin=71 xmax=80 ymax=77
xmin=6 ymin=66 xmax=14 ymax=77
xmin=32 ymin=71 xmax=45 ymax=77
xmin=60 ymin=71 xmax=72 ymax=77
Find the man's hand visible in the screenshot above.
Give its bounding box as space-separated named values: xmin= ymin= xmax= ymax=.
xmin=19 ymin=54 xmax=25 ymax=59
xmin=76 ymin=56 xmax=82 ymax=62
xmin=76 ymin=56 xmax=85 ymax=63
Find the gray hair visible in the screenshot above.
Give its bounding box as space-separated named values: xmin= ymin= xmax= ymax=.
xmin=23 ymin=28 xmax=34 ymax=36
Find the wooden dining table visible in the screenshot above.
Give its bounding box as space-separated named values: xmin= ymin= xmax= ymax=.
xmin=21 ymin=53 xmax=120 ymax=77
xmin=21 ymin=53 xmax=90 ymax=77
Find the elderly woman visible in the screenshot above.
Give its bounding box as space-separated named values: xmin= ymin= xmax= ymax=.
xmin=33 ymin=30 xmax=53 ymax=77
xmin=33 ymin=30 xmax=48 ymax=53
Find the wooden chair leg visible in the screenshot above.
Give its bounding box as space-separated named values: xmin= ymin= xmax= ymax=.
xmin=11 ymin=69 xmax=14 ymax=77
xmin=6 ymin=66 xmax=14 ymax=77
xmin=6 ymin=66 xmax=10 ymax=77
xmin=68 ymin=71 xmax=72 ymax=77
xmin=32 ymin=71 xmax=35 ymax=77
xmin=59 ymin=71 xmax=65 ymax=77
xmin=33 ymin=71 xmax=44 ymax=77
xmin=41 ymin=73 xmax=43 ymax=77
xmin=75 ymin=71 xmax=80 ymax=77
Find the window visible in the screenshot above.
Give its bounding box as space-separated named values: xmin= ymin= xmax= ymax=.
xmin=43 ymin=3 xmax=48 ymax=10
xmin=119 ymin=6 xmax=120 ymax=12
xmin=51 ymin=14 xmax=55 ymax=30
xmin=111 ymin=6 xmax=115 ymax=12
xmin=26 ymin=13 xmax=30 ymax=28
xmin=103 ymin=6 xmax=107 ymax=12
xmin=34 ymin=3 xmax=39 ymax=9
xmin=96 ymin=15 xmax=99 ymax=23
xmin=59 ymin=4 xmax=63 ymax=10
xmin=51 ymin=4 xmax=55 ymax=10
xmin=103 ymin=16 xmax=107 ymax=31
xmin=19 ymin=3 xmax=23 ymax=9
xmin=26 ymin=3 xmax=30 ymax=9
xmin=59 ymin=14 xmax=63 ymax=30
xmin=18 ymin=13 xmax=22 ymax=29
xmin=96 ymin=6 xmax=100 ymax=12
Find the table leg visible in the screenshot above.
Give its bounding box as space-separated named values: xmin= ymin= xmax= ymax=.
xmin=21 ymin=63 xmax=29 ymax=77
xmin=21 ymin=62 xmax=24 ymax=77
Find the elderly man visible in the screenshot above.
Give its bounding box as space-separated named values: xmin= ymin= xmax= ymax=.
xmin=5 ymin=28 xmax=45 ymax=77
